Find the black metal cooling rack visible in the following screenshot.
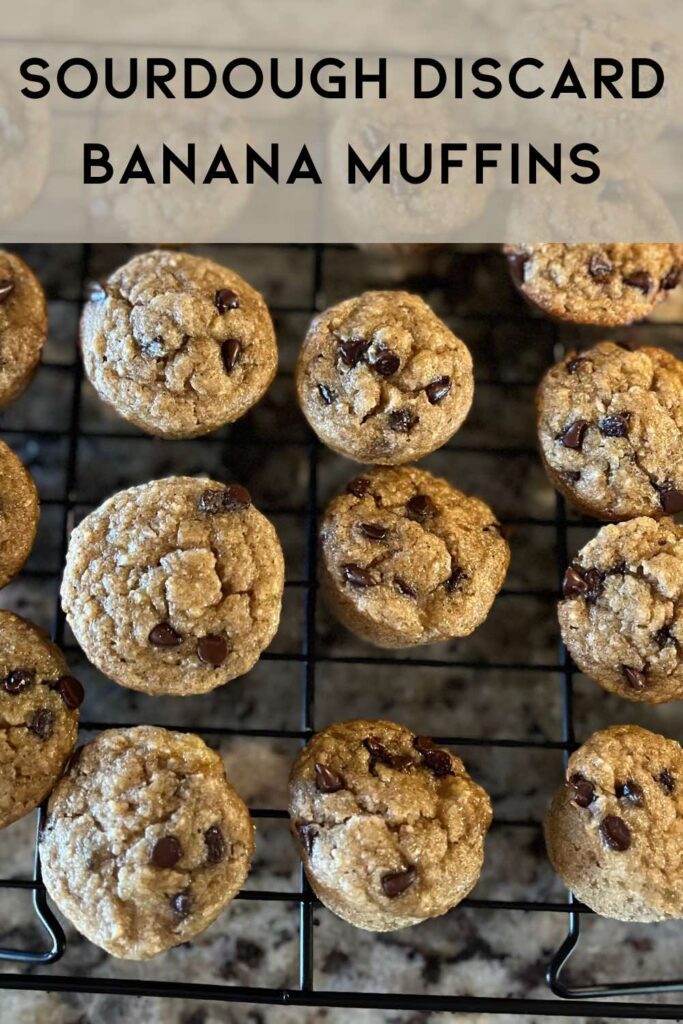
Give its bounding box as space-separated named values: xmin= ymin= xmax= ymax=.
xmin=1 ymin=243 xmax=683 ymax=1018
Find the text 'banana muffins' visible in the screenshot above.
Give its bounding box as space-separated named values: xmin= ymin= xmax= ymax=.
xmin=61 ymin=476 xmax=284 ymax=695
xmin=296 ymin=291 xmax=474 ymax=464
xmin=559 ymin=517 xmax=683 ymax=703
xmin=80 ymin=249 xmax=277 ymax=438
xmin=320 ymin=466 xmax=510 ymax=648
xmin=537 ymin=340 xmax=683 ymax=521
xmin=546 ymin=725 xmax=683 ymax=922
xmin=0 ymin=249 xmax=48 ymax=410
xmin=289 ymin=719 xmax=492 ymax=931
xmin=506 ymin=243 xmax=683 ymax=326
xmin=0 ymin=610 xmax=82 ymax=829
xmin=40 ymin=726 xmax=254 ymax=958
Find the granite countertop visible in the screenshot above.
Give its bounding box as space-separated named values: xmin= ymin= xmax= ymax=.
xmin=1 ymin=244 xmax=683 ymax=1024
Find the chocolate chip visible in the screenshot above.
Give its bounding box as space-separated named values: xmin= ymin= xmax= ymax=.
xmin=149 ymin=622 xmax=183 ymax=648
xmin=198 ymin=489 xmax=226 ymax=514
xmin=204 ymin=824 xmax=226 ymax=863
xmin=413 ymin=737 xmax=453 ymax=778
xmin=296 ymin=823 xmax=317 ymax=856
xmin=658 ymin=484 xmax=683 ymax=515
xmin=363 ymin=736 xmax=413 ymax=773
xmin=615 ymin=780 xmax=644 ymax=806
xmin=599 ymin=413 xmax=630 ymax=438
xmin=562 ymin=566 xmax=603 ymax=603
xmin=347 ymin=477 xmax=371 ymax=498
xmin=3 ymin=668 xmax=35 ymax=694
xmin=30 ymin=708 xmax=54 ymax=740
xmin=170 ymin=891 xmax=192 ymax=916
xmin=371 ymin=349 xmax=400 ymax=377
xmin=341 ymin=563 xmax=378 ymax=587
xmin=425 ymin=376 xmax=452 ymax=405
xmin=659 ymin=769 xmax=675 ymax=794
xmin=559 ymin=419 xmax=588 ymax=451
xmin=588 ymin=253 xmax=613 ymax=279
xmin=568 ymin=773 xmax=595 ymax=808
xmin=582 ymin=568 xmax=605 ymax=605
xmin=85 ymin=281 xmax=105 ymax=302
xmin=507 ymin=252 xmax=528 ymax=287
xmin=622 ymin=665 xmax=646 ymax=692
xmin=662 ymin=267 xmax=681 ymax=291
xmin=444 ymin=566 xmax=467 ymax=593
xmin=562 ymin=567 xmax=588 ymax=599
xmin=395 ymin=577 xmax=417 ymax=598
xmin=56 ymin=675 xmax=84 ymax=710
xmin=338 ymin=337 xmax=370 ymax=367
xmin=197 ymin=635 xmax=228 ymax=667
xmin=358 ymin=522 xmax=388 ymax=541
xmin=655 ymin=625 xmax=675 ymax=649
xmin=564 ymin=470 xmax=581 ymax=483
xmin=599 ymin=815 xmax=631 ymax=851
xmin=221 ymin=338 xmax=240 ymax=373
xmin=215 ymin=288 xmax=239 ymax=313
xmin=406 ymin=494 xmax=435 ymax=522
xmin=623 ymin=271 xmax=652 ymax=294
xmin=314 ymin=762 xmax=344 ymax=793
xmin=151 ymin=836 xmax=182 ymax=868
xmin=388 ymin=409 xmax=419 ymax=434
xmin=566 ymin=357 xmax=589 ymax=374
xmin=318 ymin=383 xmax=335 ymax=405
xmin=381 ymin=866 xmax=417 ymax=898
xmin=223 ymin=484 xmax=252 ymax=510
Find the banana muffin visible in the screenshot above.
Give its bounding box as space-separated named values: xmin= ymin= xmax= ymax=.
xmin=320 ymin=465 xmax=510 ymax=648
xmin=296 ymin=291 xmax=473 ymax=464
xmin=61 ymin=476 xmax=284 ymax=695
xmin=546 ymin=725 xmax=683 ymax=921
xmin=289 ymin=718 xmax=492 ymax=931
xmin=80 ymin=249 xmax=277 ymax=438
xmin=40 ymin=726 xmax=254 ymax=958
xmin=537 ymin=340 xmax=683 ymax=521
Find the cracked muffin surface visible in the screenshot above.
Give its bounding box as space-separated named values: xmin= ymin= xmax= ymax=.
xmin=296 ymin=291 xmax=474 ymax=464
xmin=0 ymin=610 xmax=81 ymax=829
xmin=289 ymin=719 xmax=492 ymax=931
xmin=320 ymin=466 xmax=510 ymax=648
xmin=0 ymin=249 xmax=48 ymax=410
xmin=61 ymin=476 xmax=284 ymax=696
xmin=0 ymin=439 xmax=39 ymax=589
xmin=80 ymin=249 xmax=277 ymax=439
xmin=505 ymin=243 xmax=683 ymax=326
xmin=40 ymin=726 xmax=254 ymax=959
xmin=545 ymin=725 xmax=683 ymax=921
xmin=559 ymin=517 xmax=683 ymax=703
xmin=537 ymin=341 xmax=683 ymax=521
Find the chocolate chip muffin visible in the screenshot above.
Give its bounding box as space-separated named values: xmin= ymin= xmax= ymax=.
xmin=545 ymin=725 xmax=683 ymax=922
xmin=40 ymin=726 xmax=254 ymax=959
xmin=559 ymin=517 xmax=683 ymax=703
xmin=505 ymin=244 xmax=683 ymax=326
xmin=0 ymin=439 xmax=39 ymax=589
xmin=0 ymin=249 xmax=48 ymax=410
xmin=289 ymin=719 xmax=492 ymax=931
xmin=0 ymin=610 xmax=82 ymax=830
xmin=296 ymin=291 xmax=474 ymax=464
xmin=320 ymin=466 xmax=510 ymax=648
xmin=61 ymin=476 xmax=284 ymax=696
xmin=537 ymin=341 xmax=683 ymax=521
xmin=80 ymin=249 xmax=277 ymax=439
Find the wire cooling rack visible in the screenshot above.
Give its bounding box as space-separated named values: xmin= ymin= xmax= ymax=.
xmin=1 ymin=243 xmax=683 ymax=1018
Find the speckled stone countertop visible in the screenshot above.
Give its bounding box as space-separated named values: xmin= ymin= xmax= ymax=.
xmin=1 ymin=244 xmax=683 ymax=1024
